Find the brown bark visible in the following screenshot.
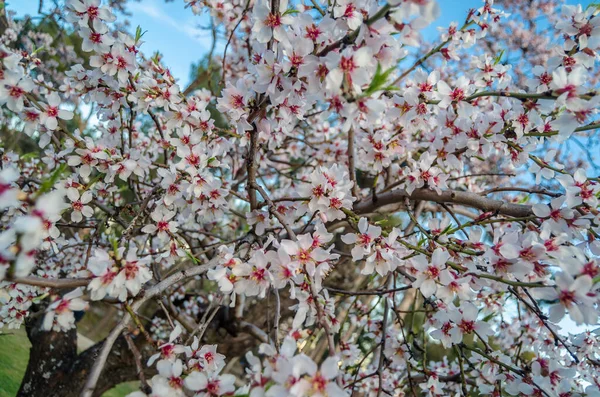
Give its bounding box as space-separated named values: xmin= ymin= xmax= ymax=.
xmin=17 ymin=314 xmax=155 ymax=397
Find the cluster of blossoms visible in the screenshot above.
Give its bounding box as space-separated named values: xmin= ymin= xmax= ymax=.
xmin=0 ymin=0 xmax=600 ymax=396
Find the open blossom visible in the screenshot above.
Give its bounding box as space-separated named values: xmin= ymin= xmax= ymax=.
xmin=142 ymin=207 xmax=179 ymax=241
xmin=298 ymin=164 xmax=354 ymax=222
xmin=551 ymin=66 xmax=586 ymax=111
xmin=90 ymin=43 xmax=136 ymax=83
xmin=325 ymin=47 xmax=373 ymax=94
xmin=39 ymin=92 xmax=74 ymax=131
xmin=66 ymin=187 xmax=94 ymax=223
xmin=114 ymin=249 xmax=153 ymax=299
xmin=290 ymin=355 xmax=347 ymax=397
xmin=411 ymin=248 xmax=452 ymax=298
xmin=67 ymin=137 xmax=108 ymax=179
xmin=436 ymin=76 xmax=475 ymax=117
xmin=430 ymin=302 xmax=492 ymax=347
xmin=43 ymin=288 xmax=88 ymax=332
xmin=341 ymin=217 xmax=382 ymax=261
xmin=333 ymin=0 xmax=363 ymax=30
xmin=184 ymin=371 xmax=236 ymax=397
xmin=0 ymin=71 xmax=34 ymax=112
xmin=232 ymin=250 xmax=273 ymax=298
xmin=539 ymin=273 xmax=596 ymax=325
xmin=252 ymin=0 xmax=292 ymax=44
xmin=280 ymin=234 xmax=332 ymax=280
xmin=67 ymin=0 xmax=116 ymax=28
xmin=87 ymin=249 xmax=122 ymax=301
xmin=79 ymin=24 xmax=114 ymax=53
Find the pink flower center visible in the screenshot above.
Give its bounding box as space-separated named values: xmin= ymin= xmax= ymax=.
xmin=9 ymin=85 xmax=24 ymax=98
xmin=458 ymin=319 xmax=475 ymax=333
xmin=264 ymin=13 xmax=281 ymax=28
xmin=559 ymin=290 xmax=575 ymax=306
xmin=450 ymin=88 xmax=465 ymax=101
xmin=305 ymin=24 xmax=321 ymax=41
xmin=116 ymin=56 xmax=128 ymax=69
xmin=124 ymin=262 xmax=139 ymax=280
xmin=206 ymin=380 xmax=220 ymax=394
xmin=169 ymin=377 xmax=183 ymax=389
xmin=46 ymin=106 xmax=59 ymax=118
xmin=344 ymin=4 xmax=356 ymax=18
xmin=55 ymin=299 xmax=71 ymax=314
xmin=312 ymin=185 xmax=325 ymax=198
xmin=340 ymin=56 xmax=356 ymax=73
xmin=358 ymin=234 xmax=372 ymax=246
xmin=426 ymin=265 xmax=440 ymax=278
xmin=72 ymin=200 xmax=83 ymax=211
xmin=186 ymin=153 xmax=200 ymax=166
xmin=87 ymin=6 xmax=99 ymax=20
xmin=312 ymin=374 xmax=327 ymax=393
xmin=330 ymin=197 xmax=342 ymax=209
xmin=251 ymin=267 xmax=266 ymax=281
xmin=297 ymin=249 xmax=311 ymax=264
xmin=230 ymin=94 xmax=244 ymax=109
xmin=0 ymin=183 xmax=10 ymax=196
xmin=90 ymin=32 xmax=102 ymax=43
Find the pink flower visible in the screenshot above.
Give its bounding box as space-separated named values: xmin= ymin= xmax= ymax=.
xmin=252 ymin=0 xmax=293 ymax=44
xmin=42 ymin=288 xmax=88 ymax=332
xmin=341 ymin=217 xmax=382 ymax=261
xmin=66 ymin=187 xmax=94 ymax=223
xmin=325 ymin=47 xmax=373 ymax=94
xmin=40 ymin=93 xmax=74 ymax=131
xmin=412 ymin=248 xmax=452 ymax=298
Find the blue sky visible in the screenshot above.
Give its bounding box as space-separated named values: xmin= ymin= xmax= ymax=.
xmin=8 ymin=0 xmax=592 ymax=88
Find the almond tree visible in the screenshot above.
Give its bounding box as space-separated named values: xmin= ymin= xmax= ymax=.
xmin=1 ymin=0 xmax=600 ymax=396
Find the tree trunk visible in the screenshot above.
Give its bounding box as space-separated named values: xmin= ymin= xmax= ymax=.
xmin=17 ymin=314 xmax=154 ymax=397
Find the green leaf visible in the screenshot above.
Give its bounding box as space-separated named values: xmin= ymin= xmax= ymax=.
xmin=31 ymin=45 xmax=45 ymax=56
xmin=185 ymin=249 xmax=200 ymax=264
xmin=21 ymin=152 xmax=39 ymax=161
xmin=493 ymin=49 xmax=505 ymax=65
xmin=364 ymin=63 xmax=397 ymax=96
xmin=282 ymin=8 xmax=299 ymax=15
xmin=586 ymin=2 xmax=600 ymax=11
xmin=85 ymin=173 xmax=104 ymax=189
xmin=482 ymin=312 xmax=495 ymax=322
xmin=441 ymin=223 xmax=454 ymax=235
xmin=36 ymin=163 xmax=68 ymax=196
xmin=135 ymin=25 xmax=147 ymax=44
xmin=110 ymin=236 xmax=120 ymax=253
xmin=32 ymin=292 xmax=49 ymax=303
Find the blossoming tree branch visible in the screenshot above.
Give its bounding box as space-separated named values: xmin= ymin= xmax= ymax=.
xmin=0 ymin=0 xmax=599 ymax=395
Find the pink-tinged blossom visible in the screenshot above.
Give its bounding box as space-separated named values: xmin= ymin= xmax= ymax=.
xmin=251 ymin=0 xmax=292 ymax=45
xmin=39 ymin=92 xmax=74 ymax=131
xmin=142 ymin=207 xmax=179 ymax=241
xmin=539 ymin=273 xmax=596 ymax=325
xmin=0 ymin=72 xmax=34 ymax=112
xmin=333 ymin=0 xmax=363 ymax=31
xmin=411 ymin=248 xmax=452 ymax=298
xmin=66 ymin=187 xmax=94 ymax=223
xmin=341 ymin=217 xmax=382 ymax=261
xmin=325 ymin=47 xmax=373 ymax=94
xmin=42 ymin=288 xmax=88 ymax=332
xmin=290 ymin=355 xmax=346 ymax=397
